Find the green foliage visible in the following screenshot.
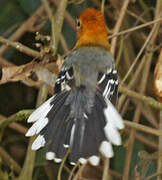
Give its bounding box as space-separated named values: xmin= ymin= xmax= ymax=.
xmin=16 ymin=0 xmax=41 ymax=14
xmin=0 ymin=158 xmax=9 ymax=180
xmin=0 ymin=0 xmax=26 ymax=35
xmin=35 ymin=147 xmax=48 ymax=167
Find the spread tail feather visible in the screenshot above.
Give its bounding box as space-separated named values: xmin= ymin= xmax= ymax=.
xmin=26 ymin=88 xmax=124 ymax=166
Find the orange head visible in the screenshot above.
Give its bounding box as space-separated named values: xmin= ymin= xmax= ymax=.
xmin=74 ymin=8 xmax=109 ymax=50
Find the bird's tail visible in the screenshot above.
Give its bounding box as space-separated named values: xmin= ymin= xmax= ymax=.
xmin=26 ymin=87 xmax=124 ymax=166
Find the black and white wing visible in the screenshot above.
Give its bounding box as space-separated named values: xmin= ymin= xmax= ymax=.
xmin=26 ymin=48 xmax=124 ymax=166
xmin=98 ymin=68 xmax=118 ymax=106
xmin=55 ymin=63 xmax=119 ymax=107
xmin=54 ymin=66 xmax=74 ymax=94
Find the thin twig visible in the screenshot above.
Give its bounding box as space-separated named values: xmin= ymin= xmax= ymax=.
xmin=126 ymin=9 xmax=147 ymax=24
xmin=0 ymin=147 xmax=21 ymax=174
xmin=52 ymin=0 xmax=76 ymax=31
xmin=0 ymin=114 xmax=28 ymax=134
xmin=158 ymin=111 xmax=162 ymax=180
xmin=17 ymin=84 xmax=48 ymax=180
xmin=109 ymin=17 xmax=162 ymax=39
xmin=41 ymin=0 xmax=56 ymax=54
xmin=119 ymin=86 xmax=162 ymax=110
xmin=68 ymin=162 xmax=79 ymax=180
xmin=118 ymin=54 xmax=146 ymax=111
xmin=51 ymin=0 xmax=68 ymax=55
xmin=124 ymin=120 xmax=162 ymax=136
xmin=121 ymin=14 xmax=162 ymax=83
xmin=0 ymin=6 xmax=45 ymax=57
xmin=0 ymin=57 xmax=13 ymax=67
xmin=110 ymin=0 xmax=130 ymax=56
xmin=123 ymin=60 xmax=149 ymax=180
xmin=132 ymin=101 xmax=158 ymax=128
xmin=126 ymin=130 xmax=158 ymax=149
xmin=73 ymin=163 xmax=86 ymax=180
xmin=145 ymin=172 xmax=162 ymax=180
xmin=102 ymin=158 xmax=110 ymax=180
xmin=122 ymin=2 xmax=162 ymax=178
xmin=0 ymin=110 xmax=33 ymax=127
xmin=57 ymin=150 xmax=70 ymax=180
xmin=0 ymin=36 xmax=41 ymax=58
xmin=101 ymin=0 xmax=105 ymax=13
xmin=60 ymin=33 xmax=69 ymax=53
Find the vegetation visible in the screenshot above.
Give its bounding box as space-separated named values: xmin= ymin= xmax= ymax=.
xmin=0 ymin=0 xmax=162 ymax=179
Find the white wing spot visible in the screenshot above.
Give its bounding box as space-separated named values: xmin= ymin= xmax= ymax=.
xmin=70 ymin=124 xmax=75 ymax=145
xmin=54 ymin=158 xmax=62 ymax=163
xmin=27 ymin=96 xmax=55 ymax=123
xmin=99 ymin=141 xmax=114 ymax=158
xmin=32 ymin=135 xmax=46 ymax=150
xmin=63 ymin=144 xmax=69 ymax=148
xmin=89 ymin=156 xmax=100 ymax=166
xmin=46 ymin=152 xmax=55 ymax=160
xmin=98 ymin=74 xmax=106 ymax=84
xmin=104 ymin=123 xmax=121 ymax=145
xmin=26 ymin=117 xmax=48 ymax=137
xmin=66 ymin=71 xmax=73 ymax=80
xmin=79 ymin=158 xmax=87 ymax=164
xmin=83 ymin=113 xmax=88 ymax=119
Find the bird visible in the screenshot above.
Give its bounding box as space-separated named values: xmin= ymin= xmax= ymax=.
xmin=26 ymin=8 xmax=124 ymax=166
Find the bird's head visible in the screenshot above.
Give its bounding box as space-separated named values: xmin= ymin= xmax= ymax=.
xmin=74 ymin=8 xmax=109 ymax=50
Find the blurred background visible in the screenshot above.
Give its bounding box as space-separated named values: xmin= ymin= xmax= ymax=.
xmin=0 ymin=0 xmax=162 ymax=179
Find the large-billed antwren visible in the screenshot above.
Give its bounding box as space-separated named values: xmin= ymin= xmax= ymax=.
xmin=26 ymin=8 xmax=124 ymax=166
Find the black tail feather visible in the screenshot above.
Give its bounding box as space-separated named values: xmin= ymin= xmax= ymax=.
xmin=38 ymin=88 xmax=117 ymax=163
xmin=63 ymin=118 xmax=74 ymax=147
xmin=92 ymin=97 xmax=107 ymax=146
xmin=40 ymin=91 xmax=70 ymax=144
xmin=69 ymin=92 xmax=108 ymax=162
xmin=80 ymin=113 xmax=98 ymax=158
xmin=48 ymin=105 xmax=69 ymax=158
xmin=69 ymin=116 xmax=85 ymax=163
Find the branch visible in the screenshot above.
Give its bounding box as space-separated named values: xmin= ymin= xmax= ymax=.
xmin=0 ymin=147 xmax=21 ymax=174
xmin=119 ymin=86 xmax=162 ymax=110
xmin=110 ymin=0 xmax=130 ymax=56
xmin=0 ymin=114 xmax=27 ymax=134
xmin=108 ymin=17 xmax=162 ymax=39
xmin=17 ymin=84 xmax=48 ymax=180
xmin=124 ymin=120 xmax=162 ymax=136
xmin=41 ymin=0 xmax=56 ymax=54
xmin=0 ymin=110 xmax=33 ymax=128
xmin=122 ymin=1 xmax=162 ymax=179
xmin=121 ymin=13 xmax=162 ymax=83
xmin=0 ymin=6 xmax=45 ymax=57
xmin=52 ymin=0 xmax=76 ymax=31
xmin=52 ymin=0 xmax=68 ymax=55
xmin=0 ymin=36 xmax=41 ymax=58
xmin=158 ymin=111 xmax=162 ymax=180
xmin=101 ymin=0 xmax=105 ymax=13
xmin=0 ymin=57 xmax=13 ymax=67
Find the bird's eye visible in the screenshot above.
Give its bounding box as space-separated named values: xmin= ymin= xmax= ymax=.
xmin=76 ymin=19 xmax=81 ymax=29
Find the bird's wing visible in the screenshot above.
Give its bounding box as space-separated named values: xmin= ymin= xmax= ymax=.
xmin=98 ymin=68 xmax=118 ymax=106
xmin=54 ymin=66 xmax=73 ymax=93
xmin=54 ymin=63 xmax=118 ymax=106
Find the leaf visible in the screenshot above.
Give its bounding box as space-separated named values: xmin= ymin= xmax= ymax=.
xmin=154 ymin=49 xmax=162 ymax=102
xmin=0 ymin=64 xmax=31 ymax=84
xmin=0 ymin=59 xmax=61 ymax=86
